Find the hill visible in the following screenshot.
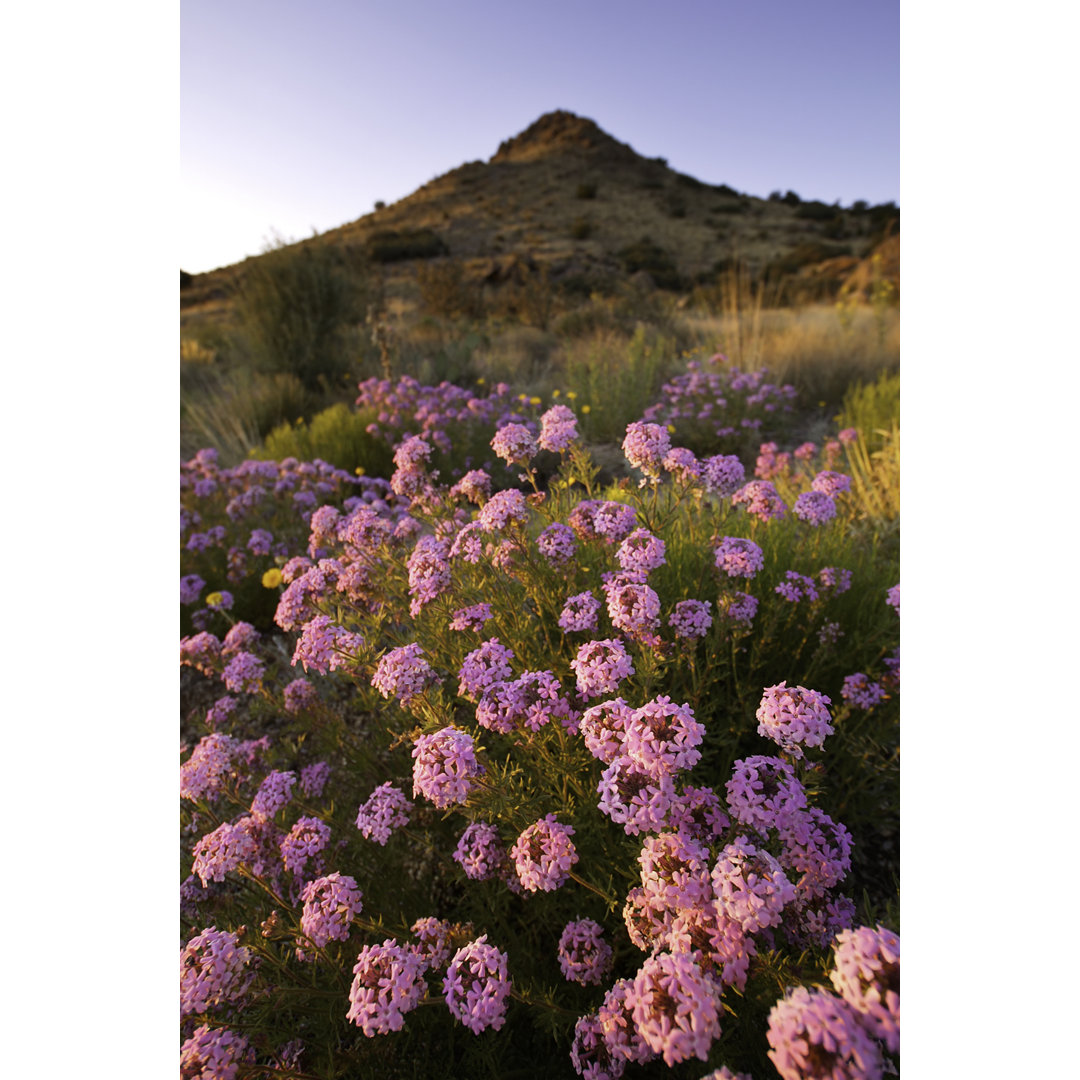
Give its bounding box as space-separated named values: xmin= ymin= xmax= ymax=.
xmin=180 ymin=109 xmax=898 ymax=327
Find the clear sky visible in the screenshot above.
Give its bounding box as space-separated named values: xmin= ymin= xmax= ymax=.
xmin=181 ymin=0 xmax=898 ymax=274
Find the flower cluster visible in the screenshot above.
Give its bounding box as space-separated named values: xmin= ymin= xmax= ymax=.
xmin=180 ymin=927 xmax=256 ymax=1017
xmin=355 ymin=783 xmax=413 ymax=845
xmin=299 ymin=873 xmax=364 ymax=952
xmin=280 ymin=816 xmax=331 ymax=878
xmin=371 ymin=643 xmax=438 ymax=705
xmin=453 ymin=821 xmax=506 ymax=881
xmin=713 ymin=536 xmax=764 ymax=579
xmin=412 ymin=727 xmax=483 ymax=809
xmin=511 ymin=815 xmax=578 ymax=892
xmin=347 ymin=939 xmax=428 ymax=1036
xmin=756 ymin=682 xmax=834 ymax=758
xmin=622 ymin=421 xmax=671 ymax=482
xmin=571 ymin=639 xmax=635 ymax=698
xmin=830 ymin=925 xmax=900 ymax=1053
xmin=558 ymin=918 xmax=613 ymax=986
xmin=180 ymin=1025 xmax=252 ymax=1080
xmin=443 ymin=936 xmax=512 ymax=1034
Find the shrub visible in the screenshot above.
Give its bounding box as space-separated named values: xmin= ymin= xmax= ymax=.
xmin=575 ymin=181 xmax=597 ymax=200
xmin=569 ymin=217 xmax=593 ymax=240
xmin=417 ymin=259 xmax=484 ymax=320
xmin=794 ymin=201 xmax=839 ymax=221
xmin=254 ymin=403 xmax=396 ymax=480
xmin=616 ymin=237 xmax=684 ymax=291
xmin=366 ymin=229 xmax=448 ymax=263
xmin=235 ymin=239 xmax=366 ymax=390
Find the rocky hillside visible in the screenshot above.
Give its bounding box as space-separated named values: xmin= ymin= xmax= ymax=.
xmin=181 ymin=110 xmax=898 ymax=323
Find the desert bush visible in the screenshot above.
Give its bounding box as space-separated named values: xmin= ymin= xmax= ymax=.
xmin=575 ymin=181 xmax=598 ymax=200
xmin=367 ymin=229 xmax=449 ymax=264
xmin=255 ymin=404 xmax=396 ymax=481
xmin=559 ymin=327 xmax=675 ymax=443
xmin=794 ymin=201 xmax=839 ymax=222
xmin=616 ymin=237 xmax=684 ymax=292
xmin=418 ymin=259 xmax=485 ymax=321
xmin=236 ymin=239 xmax=367 ymax=390
xmin=569 ymin=217 xmax=593 ymax=240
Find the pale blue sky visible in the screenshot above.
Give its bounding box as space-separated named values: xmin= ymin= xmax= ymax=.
xmin=181 ymin=0 xmax=899 ymax=273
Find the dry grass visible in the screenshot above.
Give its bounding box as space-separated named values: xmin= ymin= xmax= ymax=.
xmin=682 ymin=303 xmax=899 ymax=405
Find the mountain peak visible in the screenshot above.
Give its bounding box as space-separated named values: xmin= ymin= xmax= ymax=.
xmin=490 ymin=110 xmax=635 ymax=164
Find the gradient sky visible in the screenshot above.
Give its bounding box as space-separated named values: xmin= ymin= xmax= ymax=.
xmin=181 ymin=0 xmax=898 ymax=274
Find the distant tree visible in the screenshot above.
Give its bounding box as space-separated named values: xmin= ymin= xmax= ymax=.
xmin=374 ymin=200 xmax=386 ymax=211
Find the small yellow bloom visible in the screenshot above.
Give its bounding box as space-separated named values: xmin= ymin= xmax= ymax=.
xmin=552 ymin=389 xmax=561 ymax=398
xmin=667 ymin=424 xmax=676 ymax=434
xmin=566 ymin=391 xmax=578 ymax=400
xmin=477 ymin=377 xmax=486 ymax=385
xmin=355 ymin=466 xmax=366 ymax=476
xmin=205 ymin=591 xmax=224 ymax=607
xmin=261 ymin=568 xmax=283 ymax=589
xmin=529 ymin=396 xmax=542 ymax=406
xmin=581 ymin=404 xmax=591 ymax=414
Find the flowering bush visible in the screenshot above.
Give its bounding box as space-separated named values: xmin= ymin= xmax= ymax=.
xmin=180 ymin=379 xmax=899 ymax=1077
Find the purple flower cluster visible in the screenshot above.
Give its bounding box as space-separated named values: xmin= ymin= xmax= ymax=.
xmin=478 ymin=488 xmax=529 ymax=532
xmin=668 ymin=599 xmax=712 ymax=639
xmin=830 ymin=925 xmax=900 ymax=1054
xmin=355 ymin=783 xmax=413 ymax=845
xmin=616 ymin=529 xmax=666 ymax=574
xmin=192 ymin=821 xmax=258 ymax=886
xmin=571 ymin=639 xmax=635 ymax=698
xmin=292 ymin=615 xmax=364 ymax=676
xmin=453 ymin=821 xmax=507 ymax=880
xmin=450 ymin=602 xmax=493 ymax=632
xmin=756 ymin=682 xmax=834 ymax=758
xmin=511 ymin=815 xmax=578 ymax=891
xmin=538 ymin=404 xmax=578 ymax=452
xmin=714 ymin=536 xmax=764 ymax=579
xmin=181 ymin=733 xmax=237 ymax=803
xmin=443 ymin=936 xmax=512 ymax=1034
xmin=700 ymin=453 xmax=745 ymax=496
xmin=371 ymin=643 xmax=438 ymax=705
xmin=347 ymin=939 xmax=428 ymax=1036
xmin=731 ymin=480 xmax=786 ymax=522
xmin=180 ymin=927 xmax=256 ymax=1017
xmin=221 ymin=651 xmax=264 ymax=694
xmin=625 ymin=950 xmax=721 ymax=1066
xmin=774 ymin=571 xmax=819 ymax=604
xmin=766 ymin=985 xmax=883 ymax=1080
xmin=712 ymin=836 xmax=796 ymax=935
xmin=283 ymin=677 xmax=318 ymax=713
xmin=812 ymin=469 xmax=852 ymax=497
xmin=726 ymin=755 xmax=807 ymax=834
xmin=180 ymin=1025 xmax=252 ymax=1080
xmin=181 ymin=574 xmax=205 ymax=605
xmin=250 ymin=770 xmax=296 ymax=822
xmin=411 ymin=916 xmax=455 ymax=970
xmin=842 ymin=672 xmax=887 ymax=709
xmin=717 ymin=591 xmax=758 ymax=627
xmin=458 ymin=638 xmax=515 ymax=700
xmin=406 ymin=535 xmax=451 ymax=617
xmin=299 ymin=760 xmax=330 ymax=798
xmin=622 ymin=421 xmax=672 ymax=482
xmin=412 ymin=727 xmax=483 ymax=809
xmin=560 ymin=591 xmax=601 ymax=633
xmin=605 ymin=579 xmax=661 ymax=639
xmin=581 ymin=698 xmax=634 ymax=764
xmin=622 ymin=696 xmax=704 ymax=777
xmin=793 ymin=490 xmax=837 ymax=526
xmin=280 ymin=816 xmax=331 ymax=878
xmin=299 ymin=873 xmax=363 ymax=951
xmin=537 ymin=522 xmax=578 ymax=567
xmin=780 ymin=807 xmax=853 ymax=901
xmin=886 ymin=583 xmax=900 ymax=616
xmin=558 ymin=918 xmax=613 ymax=985
xmin=491 ymin=422 xmax=538 ymax=465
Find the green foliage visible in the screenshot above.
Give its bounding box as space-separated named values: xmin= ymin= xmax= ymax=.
xmin=254 ymin=403 xmax=396 ymax=479
xmin=367 ymin=229 xmax=449 ymax=264
xmin=236 ymin=238 xmax=367 ymax=390
xmin=764 ymin=241 xmax=852 ymax=279
xmin=561 ymin=326 xmax=674 ymax=443
xmin=794 ymin=200 xmax=839 ymax=221
xmin=574 ymin=181 xmax=597 ymax=200
xmin=616 ymin=237 xmax=684 ymax=291
xmin=836 ymin=370 xmax=900 ymax=453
